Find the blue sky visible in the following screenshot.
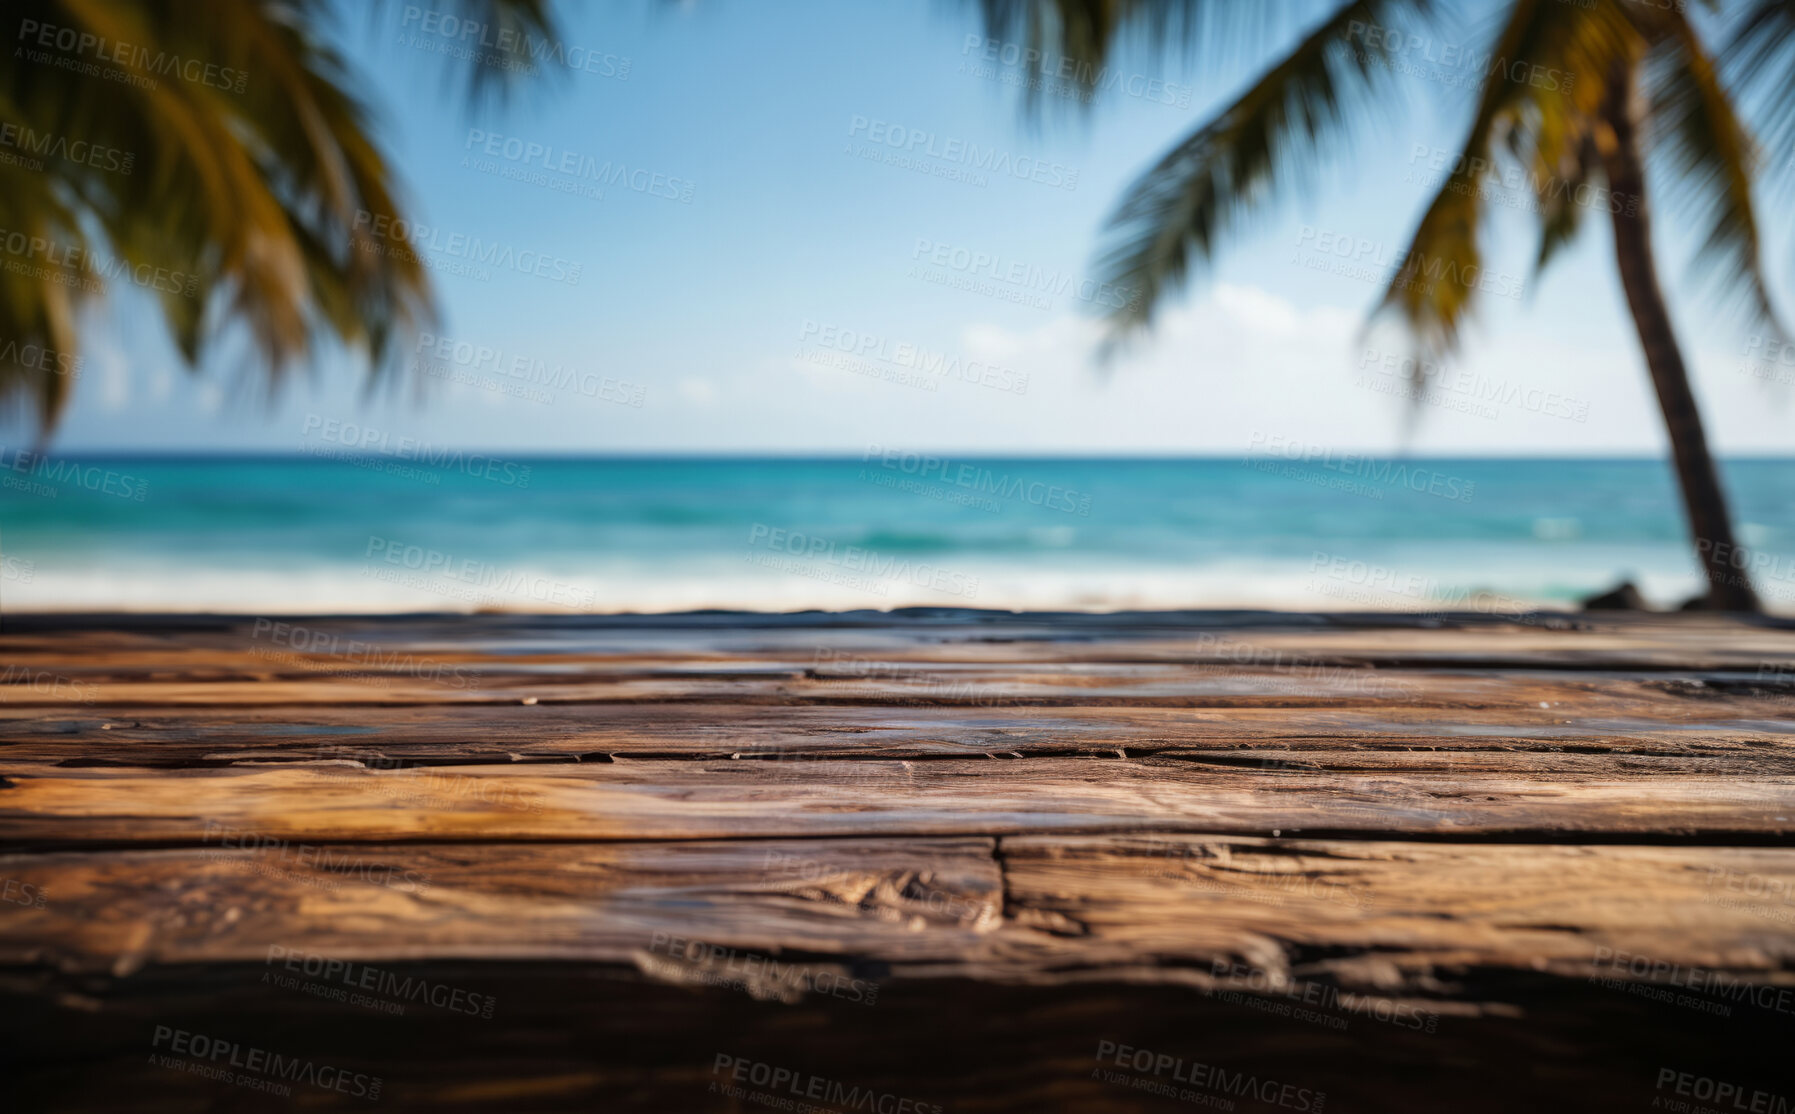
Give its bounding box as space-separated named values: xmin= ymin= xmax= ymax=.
xmin=29 ymin=0 xmax=1795 ymax=455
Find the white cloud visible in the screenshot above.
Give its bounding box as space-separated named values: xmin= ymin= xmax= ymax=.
xmin=678 ymin=377 xmax=718 ymax=406
xmin=921 ymin=281 xmax=1679 ymax=455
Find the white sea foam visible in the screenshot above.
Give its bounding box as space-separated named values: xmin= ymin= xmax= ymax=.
xmin=1 ymin=556 xmax=1710 ymax=614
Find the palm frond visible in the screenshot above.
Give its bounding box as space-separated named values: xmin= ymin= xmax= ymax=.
xmin=1645 ymin=8 xmax=1790 ymax=349
xmin=1377 ymin=0 xmax=1635 ymax=355
xmin=970 ymin=0 xmax=1271 ymax=111
xmin=1092 ymin=0 xmax=1436 ymax=343
xmin=0 ymin=0 xmax=557 ymax=435
xmin=1721 ymin=0 xmax=1795 ymax=162
xmin=384 ymin=0 xmax=564 ymax=106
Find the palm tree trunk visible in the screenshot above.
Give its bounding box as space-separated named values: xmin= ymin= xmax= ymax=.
xmin=1596 ymin=70 xmax=1760 ymax=611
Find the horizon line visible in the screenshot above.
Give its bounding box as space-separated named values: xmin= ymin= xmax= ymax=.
xmin=13 ymin=450 xmax=1795 ymax=463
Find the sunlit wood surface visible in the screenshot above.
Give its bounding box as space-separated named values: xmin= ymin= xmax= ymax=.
xmin=3 ymin=610 xmax=1793 ymax=1110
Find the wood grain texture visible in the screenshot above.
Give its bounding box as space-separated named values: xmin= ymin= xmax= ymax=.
xmin=2 ymin=610 xmax=1794 ymax=1111
xmin=4 ymin=757 xmax=1795 ymax=845
xmin=5 ymin=836 xmax=1792 ymax=995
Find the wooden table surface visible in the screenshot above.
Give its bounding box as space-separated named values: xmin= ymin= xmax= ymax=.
xmin=3 ymin=609 xmax=1794 ymax=1111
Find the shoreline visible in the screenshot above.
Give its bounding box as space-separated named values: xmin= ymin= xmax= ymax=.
xmin=6 ymin=603 xmax=1793 ymax=628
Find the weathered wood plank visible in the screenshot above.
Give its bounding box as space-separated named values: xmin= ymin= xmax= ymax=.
xmin=3 ymin=757 xmax=1793 ymax=846
xmin=7 ymin=694 xmax=1795 ymax=770
xmin=4 ymin=836 xmax=1791 ymax=1005
xmin=7 ymin=665 xmax=1795 ymax=713
xmin=0 ymin=838 xmax=1002 ymax=978
xmin=999 ymin=835 xmax=1795 ymax=990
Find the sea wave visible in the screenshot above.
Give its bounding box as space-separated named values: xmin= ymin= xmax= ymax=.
xmin=1 ymin=560 xmax=1706 ymax=614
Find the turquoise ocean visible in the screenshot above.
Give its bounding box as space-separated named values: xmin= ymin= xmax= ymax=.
xmin=4 ymin=455 xmax=1795 ymax=613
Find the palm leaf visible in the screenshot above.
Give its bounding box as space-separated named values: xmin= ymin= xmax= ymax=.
xmin=376 ymin=0 xmax=564 ymax=106
xmin=1092 ymin=0 xmax=1436 ymax=343
xmin=970 ymin=0 xmax=1271 ymax=112
xmin=1722 ymin=0 xmax=1795 ymax=163
xmin=1645 ymin=7 xmax=1790 ymax=348
xmin=0 ymin=0 xmax=559 ymax=435
xmin=1377 ymin=0 xmax=1635 ymax=356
